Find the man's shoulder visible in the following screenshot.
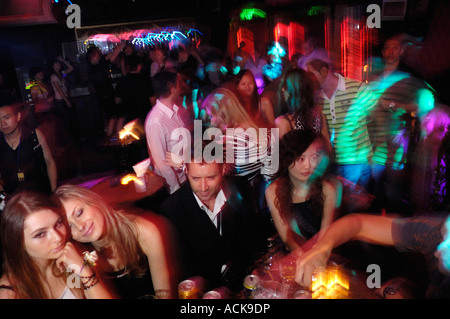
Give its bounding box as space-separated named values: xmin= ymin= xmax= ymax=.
xmin=145 ymin=106 xmax=164 ymax=125
xmin=342 ymin=75 xmax=363 ymax=88
xmin=159 ymin=183 xmax=193 ymax=213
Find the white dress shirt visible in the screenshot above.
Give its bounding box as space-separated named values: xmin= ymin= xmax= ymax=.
xmin=145 ymin=99 xmax=188 ymax=194
xmin=193 ymin=189 xmax=227 ymax=234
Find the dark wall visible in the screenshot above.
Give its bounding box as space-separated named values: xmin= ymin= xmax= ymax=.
xmin=0 ymin=23 xmax=75 ymax=96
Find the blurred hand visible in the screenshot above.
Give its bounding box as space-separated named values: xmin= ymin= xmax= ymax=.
xmin=294 ymin=244 xmax=331 ymax=289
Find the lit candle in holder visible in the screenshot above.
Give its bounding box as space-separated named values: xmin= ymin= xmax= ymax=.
xmin=311 ymin=266 xmax=328 ymax=299
xmin=326 ymin=263 xmax=349 ymax=299
xmin=311 ymin=263 xmax=349 ymax=299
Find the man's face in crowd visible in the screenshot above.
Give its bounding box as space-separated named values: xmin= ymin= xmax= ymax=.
xmin=382 ymin=39 xmax=404 ymax=66
xmin=186 ymin=162 xmax=224 ymax=206
xmin=0 ymin=105 xmax=20 ymax=136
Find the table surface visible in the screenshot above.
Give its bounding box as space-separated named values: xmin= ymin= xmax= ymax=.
xmin=89 ymin=172 xmax=165 ymax=209
xmin=248 ymin=252 xmax=381 ymax=299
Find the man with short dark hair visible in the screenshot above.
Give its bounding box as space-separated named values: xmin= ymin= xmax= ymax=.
xmin=306 ymin=59 xmax=374 ymax=195
xmin=159 ymin=148 xmax=265 ymax=293
xmin=145 ymin=71 xmax=190 ymax=194
xmin=0 ymin=102 xmax=57 ymax=196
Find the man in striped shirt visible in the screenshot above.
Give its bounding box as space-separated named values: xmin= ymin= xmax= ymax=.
xmin=306 ymin=59 xmax=374 ymax=195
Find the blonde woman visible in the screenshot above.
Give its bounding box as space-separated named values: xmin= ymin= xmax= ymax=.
xmin=54 ymin=184 xmax=177 ymax=299
xmin=200 ymin=88 xmax=277 ymax=230
xmin=202 ymin=87 xmax=273 ymax=178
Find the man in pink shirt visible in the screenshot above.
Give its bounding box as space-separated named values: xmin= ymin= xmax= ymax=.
xmin=145 ymin=71 xmax=190 ymax=194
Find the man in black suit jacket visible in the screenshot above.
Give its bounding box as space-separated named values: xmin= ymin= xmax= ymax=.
xmin=159 ymin=159 xmax=266 ymax=293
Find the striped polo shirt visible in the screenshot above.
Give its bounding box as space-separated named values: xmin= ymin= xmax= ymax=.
xmin=367 ymin=71 xmax=430 ymax=168
xmin=317 ymin=74 xmax=373 ymax=165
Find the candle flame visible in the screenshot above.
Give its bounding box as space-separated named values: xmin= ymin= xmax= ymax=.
xmin=121 ymin=174 xmax=144 ymax=186
xmin=119 ymin=120 xmax=140 ymax=140
xmin=119 ymin=130 xmax=140 ymax=140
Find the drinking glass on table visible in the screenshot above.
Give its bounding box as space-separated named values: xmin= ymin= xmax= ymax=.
xmin=279 ymin=255 xmax=298 ymax=296
xmin=252 ymin=281 xmax=287 ymax=299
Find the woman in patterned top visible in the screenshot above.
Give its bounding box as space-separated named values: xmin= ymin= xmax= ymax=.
xmin=274 ymin=66 xmax=329 ymax=141
xmin=201 ymin=87 xmax=276 ymax=213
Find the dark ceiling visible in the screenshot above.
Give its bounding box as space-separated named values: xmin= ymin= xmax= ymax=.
xmin=56 ymin=0 xmax=363 ymax=26
xmin=58 ymin=0 xmax=267 ymax=25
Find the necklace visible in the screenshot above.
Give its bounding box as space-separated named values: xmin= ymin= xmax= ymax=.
xmin=6 ymin=135 xmax=20 ymax=149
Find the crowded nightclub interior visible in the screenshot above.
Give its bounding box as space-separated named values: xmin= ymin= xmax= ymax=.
xmin=0 ymin=0 xmax=450 ymax=303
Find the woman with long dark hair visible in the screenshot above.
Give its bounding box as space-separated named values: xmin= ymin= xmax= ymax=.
xmin=0 ymin=191 xmax=113 ymax=299
xmin=265 ymin=129 xmax=340 ymax=253
xmin=274 ymin=66 xmax=329 ymax=144
xmin=230 ymin=69 xmax=260 ymax=119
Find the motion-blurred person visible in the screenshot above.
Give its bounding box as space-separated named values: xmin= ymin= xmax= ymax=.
xmin=367 ymin=35 xmax=436 ymax=214
xmin=86 ymin=44 xmax=124 ymax=137
xmin=50 ymin=56 xmax=77 ymax=141
xmin=294 ymin=212 xmax=450 ymax=298
xmin=259 ymin=77 xmax=281 ymax=127
xmin=118 ymin=42 xmax=138 ymax=76
xmin=246 ymin=47 xmax=267 ymax=94
xmin=306 ymin=58 xmax=374 ymax=200
xmin=55 ymin=184 xmax=176 ymax=299
xmin=29 ymin=66 xmax=73 ymax=175
xmin=411 ymin=105 xmax=450 ymax=212
xmin=0 ymin=102 xmax=57 ymax=196
xmin=274 ymin=67 xmax=330 ymax=150
xmin=297 ymin=37 xmax=330 ymax=70
xmin=233 ymin=41 xmax=254 ymax=73
xmin=262 ymin=42 xmax=285 ymax=86
xmin=176 ymin=42 xmax=204 ymax=89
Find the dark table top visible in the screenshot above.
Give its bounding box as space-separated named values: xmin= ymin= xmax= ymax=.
xmin=88 ymin=172 xmax=166 ymax=209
